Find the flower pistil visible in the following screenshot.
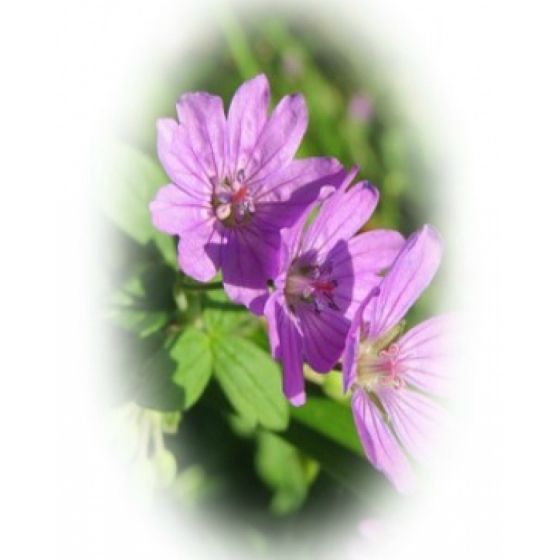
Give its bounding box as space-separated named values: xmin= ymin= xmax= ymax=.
xmin=357 ymin=342 xmax=406 ymax=392
xmin=285 ymin=260 xmax=339 ymax=314
xmin=212 ymin=169 xmax=256 ymax=227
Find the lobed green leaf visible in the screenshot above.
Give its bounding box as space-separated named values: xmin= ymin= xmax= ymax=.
xmin=212 ymin=335 xmax=289 ymax=431
xmin=290 ymin=396 xmax=364 ymax=457
xmin=133 ymin=339 xmax=185 ymax=412
xmin=106 ymin=260 xmax=175 ymax=337
xmin=99 ymin=143 xmax=176 ymax=266
xmin=170 ymin=328 xmax=213 ymax=409
xmin=255 ymin=432 xmax=316 ymax=515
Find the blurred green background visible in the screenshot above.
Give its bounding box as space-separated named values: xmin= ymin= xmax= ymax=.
xmin=97 ymin=8 xmax=445 ymax=560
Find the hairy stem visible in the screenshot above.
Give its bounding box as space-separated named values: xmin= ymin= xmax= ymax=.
xmin=182 ymin=280 xmax=224 ymax=291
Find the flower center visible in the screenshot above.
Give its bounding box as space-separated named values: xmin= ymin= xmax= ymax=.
xmin=285 ymin=260 xmax=339 ymax=314
xmin=212 ymin=169 xmax=255 ymax=228
xmin=357 ymin=342 xmax=405 ymax=392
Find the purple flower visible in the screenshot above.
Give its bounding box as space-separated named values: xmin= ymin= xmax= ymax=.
xmin=149 ymin=74 xmax=343 ymax=313
xmin=348 ymin=92 xmax=374 ymax=123
xmin=342 ymin=225 xmax=450 ymax=492
xmin=264 ymin=167 xmax=405 ymax=406
xmin=282 ymin=52 xmax=304 ymax=79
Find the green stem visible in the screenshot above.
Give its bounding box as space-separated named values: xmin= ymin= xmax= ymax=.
xmin=182 ymin=281 xmax=224 ymax=291
xmin=218 ymin=11 xmax=261 ymax=80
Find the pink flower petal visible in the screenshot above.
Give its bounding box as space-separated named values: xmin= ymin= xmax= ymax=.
xmin=379 ymin=385 xmax=447 ymax=466
xmin=398 ymin=314 xmax=456 ymax=397
xmin=346 ymin=230 xmax=406 ymax=279
xmin=149 ymin=183 xmax=212 ymax=236
xmin=367 ymin=225 xmax=443 ymax=341
xmin=175 ymin=91 xmax=227 ymax=182
xmin=177 ymin=222 xmax=223 ymax=282
xmin=156 ymin=118 xmax=213 ymax=195
xmin=301 ymin=177 xmax=378 ymax=257
xmin=352 ymin=388 xmax=415 ymax=493
xmin=254 ymin=158 xmax=344 ymax=225
xmin=253 ymin=157 xmax=343 ymax=202
xmin=245 ymin=93 xmax=308 ymax=183
xmin=333 ymin=229 xmax=405 ymax=316
xmin=226 ymin=74 xmax=270 ymax=180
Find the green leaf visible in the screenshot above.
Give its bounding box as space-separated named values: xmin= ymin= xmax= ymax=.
xmin=153 ymin=449 xmax=178 ymax=488
xmin=170 ymin=328 xmax=213 ymax=409
xmin=255 ymin=432 xmax=317 ymax=515
xmin=290 ymin=396 xmax=364 ymax=457
xmin=160 ymin=411 xmax=182 ymax=434
xmin=171 ymin=466 xmax=223 ymax=507
xmin=99 ymin=143 xmax=176 ymax=265
xmin=106 ymin=260 xmax=175 ymax=337
xmin=320 ymin=370 xmax=345 ymax=401
xmin=202 ymin=291 xmax=254 ymax=335
xmin=106 ymin=329 xmax=185 ymax=412
xmin=219 ymin=11 xmax=261 ymax=80
xmin=134 ymin=341 xmax=185 ymax=412
xmin=282 ymin=420 xmax=390 ymax=503
xmin=228 ymin=412 xmax=258 ymax=438
xmin=212 ymin=335 xmax=288 ymax=431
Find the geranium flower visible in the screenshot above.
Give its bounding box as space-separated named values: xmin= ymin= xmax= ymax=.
xmin=264 ymin=167 xmax=404 ymax=405
xmin=149 ymin=74 xmax=343 ymax=313
xmin=342 ymin=225 xmax=450 ymax=492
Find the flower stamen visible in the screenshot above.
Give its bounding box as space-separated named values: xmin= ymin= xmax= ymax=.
xmin=285 ymin=260 xmax=339 ymax=314
xmin=357 ymin=342 xmax=405 ymax=392
xmin=212 ymin=172 xmax=255 ymax=227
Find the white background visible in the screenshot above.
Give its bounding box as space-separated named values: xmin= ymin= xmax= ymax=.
xmin=2 ymin=0 xmax=559 ymax=558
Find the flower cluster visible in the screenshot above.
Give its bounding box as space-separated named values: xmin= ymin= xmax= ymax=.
xmin=150 ymin=74 xmax=450 ymax=492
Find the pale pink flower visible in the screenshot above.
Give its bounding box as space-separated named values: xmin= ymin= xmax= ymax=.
xmin=343 ymin=225 xmax=451 ymax=491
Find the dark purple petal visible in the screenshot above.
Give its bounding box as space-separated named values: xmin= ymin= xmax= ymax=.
xmin=149 ymin=183 xmax=213 ymax=236
xmin=301 ymin=178 xmax=379 ymax=258
xmin=257 ymin=176 xmax=340 ymax=271
xmin=270 ymin=237 xmax=293 ymax=288
xmin=342 ymin=317 xmax=362 ymax=393
xmin=244 ymin=93 xmax=308 ymax=183
xmin=398 ymin=314 xmax=455 ymax=397
xmin=367 ymin=225 xmax=443 ymax=341
xmin=379 ymin=386 xmax=448 ymax=466
xmin=175 ymin=92 xmax=227 ymax=181
xmin=299 ymin=307 xmax=350 ymax=373
xmin=282 ymin=323 xmax=306 ymax=406
xmin=325 ymin=272 xmax=355 ymax=319
xmin=352 ymin=389 xmax=415 ymax=493
xmin=264 ymin=297 xmax=306 ymax=406
xmin=221 ymin=227 xmax=279 ymax=314
xmin=264 ymin=292 xmax=283 ymax=360
xmin=227 ymin=74 xmax=270 ymax=180
xmin=177 ymin=221 xmax=223 ymax=282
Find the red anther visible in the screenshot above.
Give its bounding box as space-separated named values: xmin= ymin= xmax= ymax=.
xmin=232 ymin=185 xmax=249 ymax=203
xmin=313 ymin=280 xmax=336 ymax=293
